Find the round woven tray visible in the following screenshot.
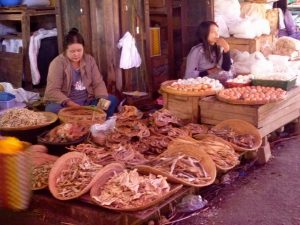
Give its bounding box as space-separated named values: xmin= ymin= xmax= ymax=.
xmin=58 ymin=106 xmax=106 ymax=126
xmin=90 ymin=167 xmax=182 ymax=212
xmin=213 ymin=119 xmax=262 ymax=152
xmin=137 ymin=137 xmax=217 ymax=187
xmin=160 ymin=81 xmax=217 ymax=97
xmin=0 ymin=112 xmax=58 ymax=131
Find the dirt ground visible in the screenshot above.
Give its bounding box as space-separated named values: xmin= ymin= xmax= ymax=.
xmin=177 ymin=137 xmax=300 ymax=225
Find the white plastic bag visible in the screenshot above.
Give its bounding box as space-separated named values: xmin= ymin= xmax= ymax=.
xmin=214 ymin=0 xmax=241 ymax=24
xmin=215 ymin=15 xmax=230 ymax=38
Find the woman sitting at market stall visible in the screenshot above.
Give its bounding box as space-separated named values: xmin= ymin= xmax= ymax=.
xmin=274 ymin=0 xmax=300 ymax=40
xmin=44 ymin=28 xmax=118 ymax=117
xmin=184 ymin=21 xmax=232 ymax=79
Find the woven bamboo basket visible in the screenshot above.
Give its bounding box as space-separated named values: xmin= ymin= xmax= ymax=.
xmin=137 ymin=137 xmax=217 ymax=187
xmin=0 ymin=112 xmax=58 ymax=131
xmin=216 ymin=93 xmax=285 ymax=105
xmin=90 ymin=167 xmax=182 ymax=212
xmin=58 ymin=106 xmax=106 ymax=126
xmin=48 ymin=152 xmax=120 ymax=200
xmin=213 ymin=119 xmax=262 ymax=152
xmin=193 ymin=134 xmax=240 ymax=173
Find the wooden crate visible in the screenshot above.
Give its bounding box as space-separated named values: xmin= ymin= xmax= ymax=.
xmin=199 ymin=86 xmax=300 ymax=137
xmin=224 ymin=34 xmax=274 ymax=53
xmin=161 ymin=91 xmax=201 ymax=123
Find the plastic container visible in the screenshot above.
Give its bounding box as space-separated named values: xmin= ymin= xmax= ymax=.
xmin=0 ymin=0 xmax=22 ymax=7
xmin=0 ymin=92 xmax=16 ymax=110
xmin=251 ymin=77 xmax=297 ymax=91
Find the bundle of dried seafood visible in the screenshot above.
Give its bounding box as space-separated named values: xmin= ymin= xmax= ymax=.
xmin=55 ymin=155 xmax=103 ymax=199
xmin=115 ymin=121 xmax=150 ymax=138
xmin=209 ymin=127 xmax=256 ymax=148
xmin=92 ymin=169 xmax=170 ymax=209
xmin=67 ymin=144 xmax=115 ymax=166
xmin=198 ymin=137 xmax=240 ymax=169
xmin=167 ymin=127 xmax=189 ymax=138
xmin=149 ymin=124 xmax=173 ymax=135
xmin=148 ymin=153 xmax=211 ymax=185
xmin=0 ymin=108 xmax=48 ymax=128
xmin=105 ymin=131 xmax=130 ymax=145
xmin=117 ymin=105 xmax=143 ymax=121
xmin=182 ymin=123 xmax=208 ymax=136
xmin=140 ymin=135 xmax=172 ymax=155
xmin=150 ymin=109 xmax=182 ymax=127
xmin=32 ymin=162 xmax=54 ymax=190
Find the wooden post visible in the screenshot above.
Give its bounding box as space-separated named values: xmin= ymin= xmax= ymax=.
xmin=257 ymin=136 xmax=272 ymax=164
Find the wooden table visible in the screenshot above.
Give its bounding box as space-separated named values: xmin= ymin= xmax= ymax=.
xmin=0 ymin=188 xmax=194 ymax=225
xmin=199 ymin=86 xmax=300 ymax=163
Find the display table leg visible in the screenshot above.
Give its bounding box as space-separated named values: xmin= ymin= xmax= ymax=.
xmin=256 ymin=136 xmax=272 ymax=164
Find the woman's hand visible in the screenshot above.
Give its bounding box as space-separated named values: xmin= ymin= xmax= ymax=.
xmin=216 ymin=38 xmax=230 ymax=53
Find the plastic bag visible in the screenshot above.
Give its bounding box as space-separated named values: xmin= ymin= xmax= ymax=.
xmin=90 ymin=116 xmax=117 ymax=145
xmin=240 ymin=2 xmax=267 ymax=19
xmin=250 ymin=58 xmax=273 ymax=76
xmin=176 ymin=194 xmax=208 ymax=213
xmin=215 ymin=15 xmax=230 ymax=38
xmin=214 ymin=0 xmax=241 ymax=24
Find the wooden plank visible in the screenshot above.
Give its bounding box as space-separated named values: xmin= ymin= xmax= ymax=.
xmin=257 ymin=86 xmax=300 ymax=114
xmin=201 ymin=110 xmax=257 ymax=125
xmin=200 ymin=96 xmax=258 ymax=116
xmin=0 ymin=52 xmax=23 ymax=87
xmin=259 ymin=109 xmax=300 ymax=136
xmin=200 ymin=117 xmax=223 ymax=125
xmin=0 ymin=14 xmax=22 ymax=20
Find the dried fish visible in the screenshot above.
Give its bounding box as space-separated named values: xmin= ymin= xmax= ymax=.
xmin=92 ymin=169 xmax=170 ymax=209
xmin=32 ymin=162 xmax=53 ymax=190
xmin=56 ymin=155 xmax=102 ymax=199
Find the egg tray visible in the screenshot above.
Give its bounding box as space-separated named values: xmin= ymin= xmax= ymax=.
xmin=251 ymin=77 xmax=297 ymax=91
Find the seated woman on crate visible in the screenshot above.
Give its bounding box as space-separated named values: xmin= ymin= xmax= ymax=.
xmin=274 ymin=0 xmax=300 ymax=40
xmin=184 ymin=21 xmax=232 ymax=83
xmin=43 ymin=28 xmax=118 ymax=117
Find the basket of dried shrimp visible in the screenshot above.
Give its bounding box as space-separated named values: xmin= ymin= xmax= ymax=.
xmin=193 ymin=134 xmax=240 ymax=173
xmin=136 ymin=136 xmax=217 ymax=187
xmin=90 ymin=167 xmax=182 ymax=212
xmin=58 ymin=106 xmax=106 ymax=127
xmin=48 ymin=152 xmax=118 ymax=200
xmin=208 ymin=119 xmax=262 ymax=152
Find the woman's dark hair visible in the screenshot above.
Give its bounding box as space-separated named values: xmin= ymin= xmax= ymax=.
xmin=63 ymin=28 xmax=85 ymax=50
xmin=197 ymin=21 xmax=221 ymax=63
xmin=273 ymin=0 xmax=287 ymax=13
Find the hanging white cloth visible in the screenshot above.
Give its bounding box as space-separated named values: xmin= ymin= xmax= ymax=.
xmin=1 ymin=39 xmax=22 ymax=53
xmin=29 ymin=28 xmax=57 ymax=85
xmin=117 ymin=31 xmax=142 ymax=69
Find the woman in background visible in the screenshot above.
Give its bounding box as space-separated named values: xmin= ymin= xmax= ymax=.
xmin=44 ymin=28 xmax=118 ymax=117
xmin=184 ymin=21 xmax=232 ymax=79
xmin=274 ymin=0 xmax=300 ymax=39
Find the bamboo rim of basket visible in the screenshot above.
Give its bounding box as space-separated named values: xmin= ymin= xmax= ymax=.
xmin=216 ymin=93 xmax=285 ymax=105
xmin=48 ymin=152 xmax=115 ymax=200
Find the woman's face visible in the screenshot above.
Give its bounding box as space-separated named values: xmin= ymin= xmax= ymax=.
xmin=65 ymin=43 xmax=84 ymax=63
xmin=207 ymin=24 xmax=219 ymax=45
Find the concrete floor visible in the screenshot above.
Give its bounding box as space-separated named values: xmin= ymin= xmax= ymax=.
xmin=177 ymin=137 xmax=300 ymax=225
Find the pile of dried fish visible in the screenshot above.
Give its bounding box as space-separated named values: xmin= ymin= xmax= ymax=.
xmin=140 ymin=135 xmax=172 ymax=156
xmin=0 ymin=108 xmax=47 ymax=128
xmin=110 ymin=144 xmax=148 ymax=165
xmin=199 ymin=137 xmax=240 ymax=169
xmin=150 ymin=109 xmax=182 ymax=127
xmin=32 ymin=162 xmax=54 ymax=190
xmin=209 ymin=127 xmax=256 ymax=149
xmin=67 ymin=144 xmax=115 ymax=166
xmin=115 ymin=121 xmax=150 ymax=138
xmin=55 ymin=155 xmax=102 ymax=199
xmin=182 ymin=123 xmax=208 ymax=136
xmin=92 ymin=169 xmax=170 ymax=209
xmin=148 ymin=153 xmax=211 ymax=185
xmin=117 ymin=105 xmax=143 ymax=121
xmin=40 ymin=123 xmax=89 ymax=143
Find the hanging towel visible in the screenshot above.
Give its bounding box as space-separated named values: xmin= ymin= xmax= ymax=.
xmin=29 ymin=28 xmax=57 ymax=85
xmin=117 ymin=31 xmax=142 ymax=69
xmin=1 ymin=39 xmax=22 ymax=53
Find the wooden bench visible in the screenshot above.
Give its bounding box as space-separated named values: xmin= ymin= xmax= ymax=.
xmin=199 ymin=86 xmax=300 ymax=164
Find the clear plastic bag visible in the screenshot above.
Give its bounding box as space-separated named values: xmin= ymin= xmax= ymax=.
xmin=176 ymin=194 xmax=208 ymax=213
